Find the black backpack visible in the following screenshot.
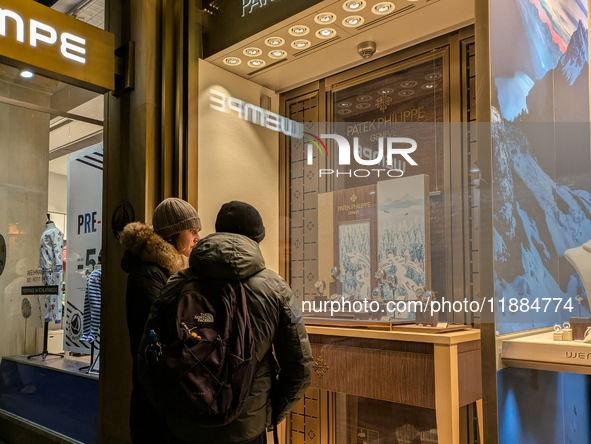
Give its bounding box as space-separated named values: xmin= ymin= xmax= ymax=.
xmin=144 ymin=269 xmax=257 ymax=427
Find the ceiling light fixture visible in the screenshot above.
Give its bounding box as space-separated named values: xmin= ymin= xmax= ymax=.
xmin=422 ymin=82 xmax=437 ymax=89
xmin=314 ymin=12 xmax=336 ymax=24
xmin=223 ymin=57 xmax=242 ymax=66
xmin=291 ymin=39 xmax=311 ymax=49
xmin=400 ymin=80 xmax=418 ymax=88
xmin=265 ymin=37 xmax=285 ymax=47
xmin=243 ymin=47 xmax=262 ymax=56
xmin=316 ymin=28 xmax=336 ymax=39
xmin=398 ymin=90 xmax=415 ymax=96
xmin=372 ymin=2 xmax=395 ymax=14
xmin=357 ymin=95 xmax=372 ymax=101
xmin=338 ymin=109 xmax=352 ymax=115
xmin=289 ymin=25 xmax=310 ymax=36
xmin=343 ymin=16 xmax=364 ymax=27
xmin=248 ymin=59 xmax=266 ymax=68
xmin=425 ymin=73 xmax=442 ymax=80
xmin=378 ymin=88 xmax=394 ymax=94
xmin=20 ymin=70 xmax=34 ymax=79
xmin=338 ymin=102 xmax=352 ymax=107
xmin=269 ymin=50 xmax=287 ymax=59
xmin=343 ymin=0 xmax=366 ymax=11
xmin=356 ymin=103 xmax=371 ymax=109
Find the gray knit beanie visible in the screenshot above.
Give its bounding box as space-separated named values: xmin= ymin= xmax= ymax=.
xmin=153 ymin=198 xmax=201 ymax=239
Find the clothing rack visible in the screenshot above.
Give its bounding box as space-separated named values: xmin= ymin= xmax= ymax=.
xmin=79 ymin=342 xmax=96 ymax=373
xmin=27 ymin=321 xmax=64 ymax=361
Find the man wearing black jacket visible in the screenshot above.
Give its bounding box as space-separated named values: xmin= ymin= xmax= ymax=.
xmin=139 ymin=201 xmax=313 ymax=444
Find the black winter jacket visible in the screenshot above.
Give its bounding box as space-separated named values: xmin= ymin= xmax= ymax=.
xmin=120 ymin=222 xmax=187 ymax=443
xmin=137 ymin=233 xmax=313 ymax=444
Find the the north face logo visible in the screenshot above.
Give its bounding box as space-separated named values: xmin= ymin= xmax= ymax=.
xmin=194 ymin=313 xmax=214 ymax=323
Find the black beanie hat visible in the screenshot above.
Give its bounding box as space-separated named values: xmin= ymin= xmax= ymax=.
xmin=215 ymin=201 xmax=265 ymax=243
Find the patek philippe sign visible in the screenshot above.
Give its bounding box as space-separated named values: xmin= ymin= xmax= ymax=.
xmin=242 ymin=0 xmax=286 ymax=17
xmin=0 ymin=0 xmax=114 ymax=92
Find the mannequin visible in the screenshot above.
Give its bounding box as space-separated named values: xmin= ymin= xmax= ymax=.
xmin=29 ymin=215 xmax=65 ymax=360
xmin=81 ymin=253 xmax=101 ymax=344
xmin=39 ymin=214 xmax=64 ymax=324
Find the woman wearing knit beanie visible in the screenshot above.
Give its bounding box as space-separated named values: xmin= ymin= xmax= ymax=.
xmin=118 ymin=198 xmax=201 ymax=444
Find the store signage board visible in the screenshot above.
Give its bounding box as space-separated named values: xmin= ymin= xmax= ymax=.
xmin=204 ymin=0 xmax=323 ymax=57
xmin=64 ymin=143 xmax=103 ymax=354
xmin=0 ymin=0 xmax=114 ymax=93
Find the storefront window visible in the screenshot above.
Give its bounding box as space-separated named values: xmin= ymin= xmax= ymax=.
xmin=0 ymin=65 xmax=103 ymax=444
xmin=290 ymin=55 xmax=447 ymax=324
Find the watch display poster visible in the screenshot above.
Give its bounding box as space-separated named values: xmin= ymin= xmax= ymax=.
xmin=334 ymin=185 xmax=378 ymax=300
xmin=64 ymin=144 xmax=103 ymax=354
xmin=378 ymin=174 xmax=430 ymax=319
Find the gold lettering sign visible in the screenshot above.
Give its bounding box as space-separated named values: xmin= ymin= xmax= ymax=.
xmin=346 ymin=107 xmax=426 ymax=136
xmin=0 ymin=0 xmax=114 ymax=92
xmin=337 ymin=202 xmax=371 ymax=211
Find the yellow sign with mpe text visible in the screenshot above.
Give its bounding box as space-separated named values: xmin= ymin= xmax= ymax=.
xmin=0 ymin=0 xmax=114 ymax=92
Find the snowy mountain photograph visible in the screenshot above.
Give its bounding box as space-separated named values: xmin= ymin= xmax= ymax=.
xmin=491 ymin=0 xmax=591 ymax=333
xmin=377 ymin=175 xmax=429 ymax=312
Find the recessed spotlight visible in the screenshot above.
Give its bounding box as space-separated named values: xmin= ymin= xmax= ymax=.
xmin=223 ymin=57 xmax=242 ymax=66
xmin=357 ymin=95 xmax=372 ymax=101
xmin=400 ymin=80 xmax=418 ymax=88
xmin=291 ymin=39 xmax=311 ymax=49
xmin=338 ymin=109 xmax=352 ymax=115
xmin=343 ymin=0 xmax=366 ymax=11
xmin=269 ymin=50 xmax=287 ymax=59
xmin=316 ymin=28 xmax=336 ymax=39
xmin=243 ymin=47 xmax=262 ymax=57
xmin=338 ymin=102 xmax=352 ymax=107
xmin=422 ymin=82 xmax=437 ymax=89
xmin=265 ymin=37 xmax=285 ymax=47
xmin=314 ymin=12 xmax=336 ymax=24
xmin=343 ymin=16 xmax=364 ymax=27
xmin=289 ymin=25 xmax=309 ymax=36
xmin=248 ymin=59 xmax=266 ymax=68
xmin=372 ymin=2 xmax=395 ymax=14
xmin=425 ymin=73 xmax=442 ymax=80
xmin=356 ymin=103 xmax=371 ymax=109
xmin=378 ymin=88 xmax=394 ymax=94
xmin=398 ymin=89 xmax=415 ymax=96
xmin=20 ymin=70 xmax=34 ymax=79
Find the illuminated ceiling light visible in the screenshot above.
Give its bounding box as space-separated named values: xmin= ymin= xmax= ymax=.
xmin=356 ymin=103 xmax=371 ymax=109
xmin=343 ymin=16 xmax=364 ymax=27
xmin=378 ymin=88 xmax=394 ymax=94
xmin=422 ymin=82 xmax=437 ymax=89
xmin=223 ymin=57 xmax=242 ymax=66
xmin=372 ymin=2 xmax=395 ymax=14
xmin=314 ymin=12 xmax=336 ymax=24
xmin=398 ymin=89 xmax=415 ymax=96
xmin=243 ymin=47 xmax=262 ymax=57
xmin=338 ymin=102 xmax=352 ymax=107
xmin=357 ymin=95 xmax=372 ymax=101
xmin=289 ymin=25 xmax=309 ymax=36
xmin=291 ymin=39 xmax=311 ymax=49
xmin=343 ymin=0 xmax=366 ymax=12
xmin=400 ymin=80 xmax=418 ymax=88
xmin=425 ymin=72 xmax=442 ymax=80
xmin=316 ymin=28 xmax=336 ymax=39
xmin=269 ymin=50 xmax=287 ymax=59
xmin=265 ymin=37 xmax=285 ymax=47
xmin=248 ymin=59 xmax=266 ymax=68
xmin=20 ymin=70 xmax=34 ymax=79
xmin=338 ymin=109 xmax=352 ymax=115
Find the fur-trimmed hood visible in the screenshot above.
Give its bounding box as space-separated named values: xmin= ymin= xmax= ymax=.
xmin=119 ymin=222 xmax=187 ymax=275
